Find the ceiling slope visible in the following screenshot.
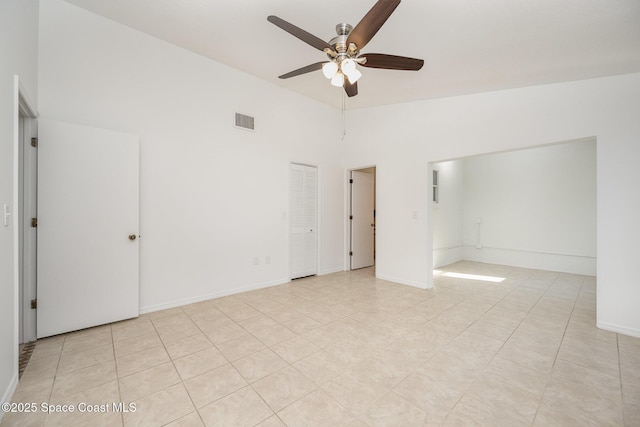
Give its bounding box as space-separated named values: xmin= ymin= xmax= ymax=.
xmin=63 ymin=0 xmax=640 ymax=109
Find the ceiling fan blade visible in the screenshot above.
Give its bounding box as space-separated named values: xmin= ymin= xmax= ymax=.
xmin=267 ymin=15 xmax=333 ymax=52
xmin=347 ymin=0 xmax=401 ymax=51
xmin=344 ymin=80 xmax=358 ymax=97
xmin=360 ymin=53 xmax=424 ymax=70
xmin=278 ymin=62 xmax=327 ymax=79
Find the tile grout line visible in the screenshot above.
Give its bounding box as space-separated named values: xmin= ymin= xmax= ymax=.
xmin=109 ymin=324 xmax=125 ymax=426
xmin=530 ymin=273 xmax=584 ymax=426
xmin=617 ymin=332 xmax=626 ymax=427
xmin=439 ymin=266 xmax=544 ymax=425
xmin=186 ymin=305 xmax=254 ymax=426
xmin=148 ymin=307 xmax=209 ymax=426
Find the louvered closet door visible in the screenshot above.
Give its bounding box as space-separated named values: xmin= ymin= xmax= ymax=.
xmin=290 ymin=164 xmax=318 ymax=279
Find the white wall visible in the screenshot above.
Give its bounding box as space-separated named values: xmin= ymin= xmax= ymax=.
xmin=0 ymin=0 xmax=39 ymax=415
xmin=432 ymin=159 xmax=464 ymax=267
xmin=38 ymin=0 xmax=344 ymax=313
xmin=344 ymin=73 xmax=640 ymax=337
xmin=461 ymin=140 xmax=597 ymax=275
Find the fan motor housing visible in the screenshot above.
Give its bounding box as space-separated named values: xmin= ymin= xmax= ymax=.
xmin=329 ymin=23 xmax=353 ymax=54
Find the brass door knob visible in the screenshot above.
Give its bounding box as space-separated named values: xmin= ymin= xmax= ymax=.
xmin=129 ymin=234 xmax=137 ymax=241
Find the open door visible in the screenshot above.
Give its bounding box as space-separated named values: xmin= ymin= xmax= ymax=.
xmin=350 ymin=169 xmax=375 ymax=269
xmin=37 ymin=119 xmax=140 ymax=338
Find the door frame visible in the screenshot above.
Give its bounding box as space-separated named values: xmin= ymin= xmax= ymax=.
xmin=13 ymin=76 xmax=38 ymax=347
xmin=345 ymin=165 xmax=376 ymax=271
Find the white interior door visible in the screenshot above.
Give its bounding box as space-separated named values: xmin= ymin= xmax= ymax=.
xmin=290 ymin=164 xmax=317 ymax=279
xmin=351 ymin=170 xmax=375 ymax=269
xmin=37 ymin=119 xmax=140 ymax=338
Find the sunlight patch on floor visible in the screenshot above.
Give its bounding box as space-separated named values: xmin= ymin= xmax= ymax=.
xmin=441 ymin=272 xmax=506 ymax=283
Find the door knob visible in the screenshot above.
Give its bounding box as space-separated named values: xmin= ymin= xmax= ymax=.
xmin=129 ymin=234 xmax=137 ymax=241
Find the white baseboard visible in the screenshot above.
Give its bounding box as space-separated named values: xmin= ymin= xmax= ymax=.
xmin=140 ymin=267 xmax=351 ymax=316
xmin=0 ymin=370 xmax=19 ymax=421
xmin=376 ymin=273 xmax=430 ymax=289
xmin=318 ymin=267 xmax=344 ymax=276
xmin=139 ymin=277 xmax=290 ymax=315
xmin=597 ymin=321 xmax=640 ymax=338
xmin=462 ymin=246 xmax=596 ymax=276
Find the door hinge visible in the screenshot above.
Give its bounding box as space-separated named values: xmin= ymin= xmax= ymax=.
xmin=30 ymin=299 xmax=37 ymax=309
xmin=31 ymin=218 xmax=37 ymax=228
xmin=31 ymin=137 xmax=38 ymax=148
xmin=349 ymin=215 xmax=353 ymax=220
xmin=349 ymin=251 xmax=353 ymax=256
xmin=349 ymin=178 xmax=353 ymax=184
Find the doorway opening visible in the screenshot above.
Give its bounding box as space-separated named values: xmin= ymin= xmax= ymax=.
xmin=349 ymin=167 xmax=376 ymax=270
xmin=17 ymin=113 xmax=38 ymax=346
xmin=428 ymin=138 xmax=597 ymax=285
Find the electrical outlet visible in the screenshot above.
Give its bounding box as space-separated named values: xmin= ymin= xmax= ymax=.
xmin=253 ymin=257 xmax=259 ymax=266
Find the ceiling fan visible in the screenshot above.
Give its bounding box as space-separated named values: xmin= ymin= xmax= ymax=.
xmin=267 ymin=0 xmax=424 ymax=98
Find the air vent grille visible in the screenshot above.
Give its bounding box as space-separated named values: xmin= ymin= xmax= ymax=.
xmin=235 ymin=113 xmax=255 ymax=131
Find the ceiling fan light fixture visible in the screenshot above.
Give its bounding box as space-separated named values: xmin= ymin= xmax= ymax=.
xmin=340 ymin=58 xmax=356 ymax=74
xmin=322 ymin=61 xmax=339 ymax=79
xmin=331 ymin=72 xmax=345 ymax=87
xmin=345 ymin=68 xmax=362 ymax=84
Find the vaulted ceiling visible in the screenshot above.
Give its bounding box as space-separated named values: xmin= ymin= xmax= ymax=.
xmin=63 ymin=0 xmax=640 ymax=109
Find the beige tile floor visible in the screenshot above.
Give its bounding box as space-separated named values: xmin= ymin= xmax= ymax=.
xmin=3 ymin=261 xmax=640 ymax=426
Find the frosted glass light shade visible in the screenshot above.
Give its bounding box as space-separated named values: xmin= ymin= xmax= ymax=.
xmin=346 ymin=68 xmax=362 ymax=84
xmin=322 ymin=61 xmax=338 ymax=79
xmin=331 ymin=72 xmax=345 ymax=87
xmin=341 ymin=58 xmax=356 ymax=74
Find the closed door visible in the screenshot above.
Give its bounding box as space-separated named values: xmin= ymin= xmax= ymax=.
xmin=290 ymin=164 xmax=317 ymax=279
xmin=351 ymin=170 xmax=375 ymax=269
xmin=37 ymin=119 xmax=140 ymax=338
